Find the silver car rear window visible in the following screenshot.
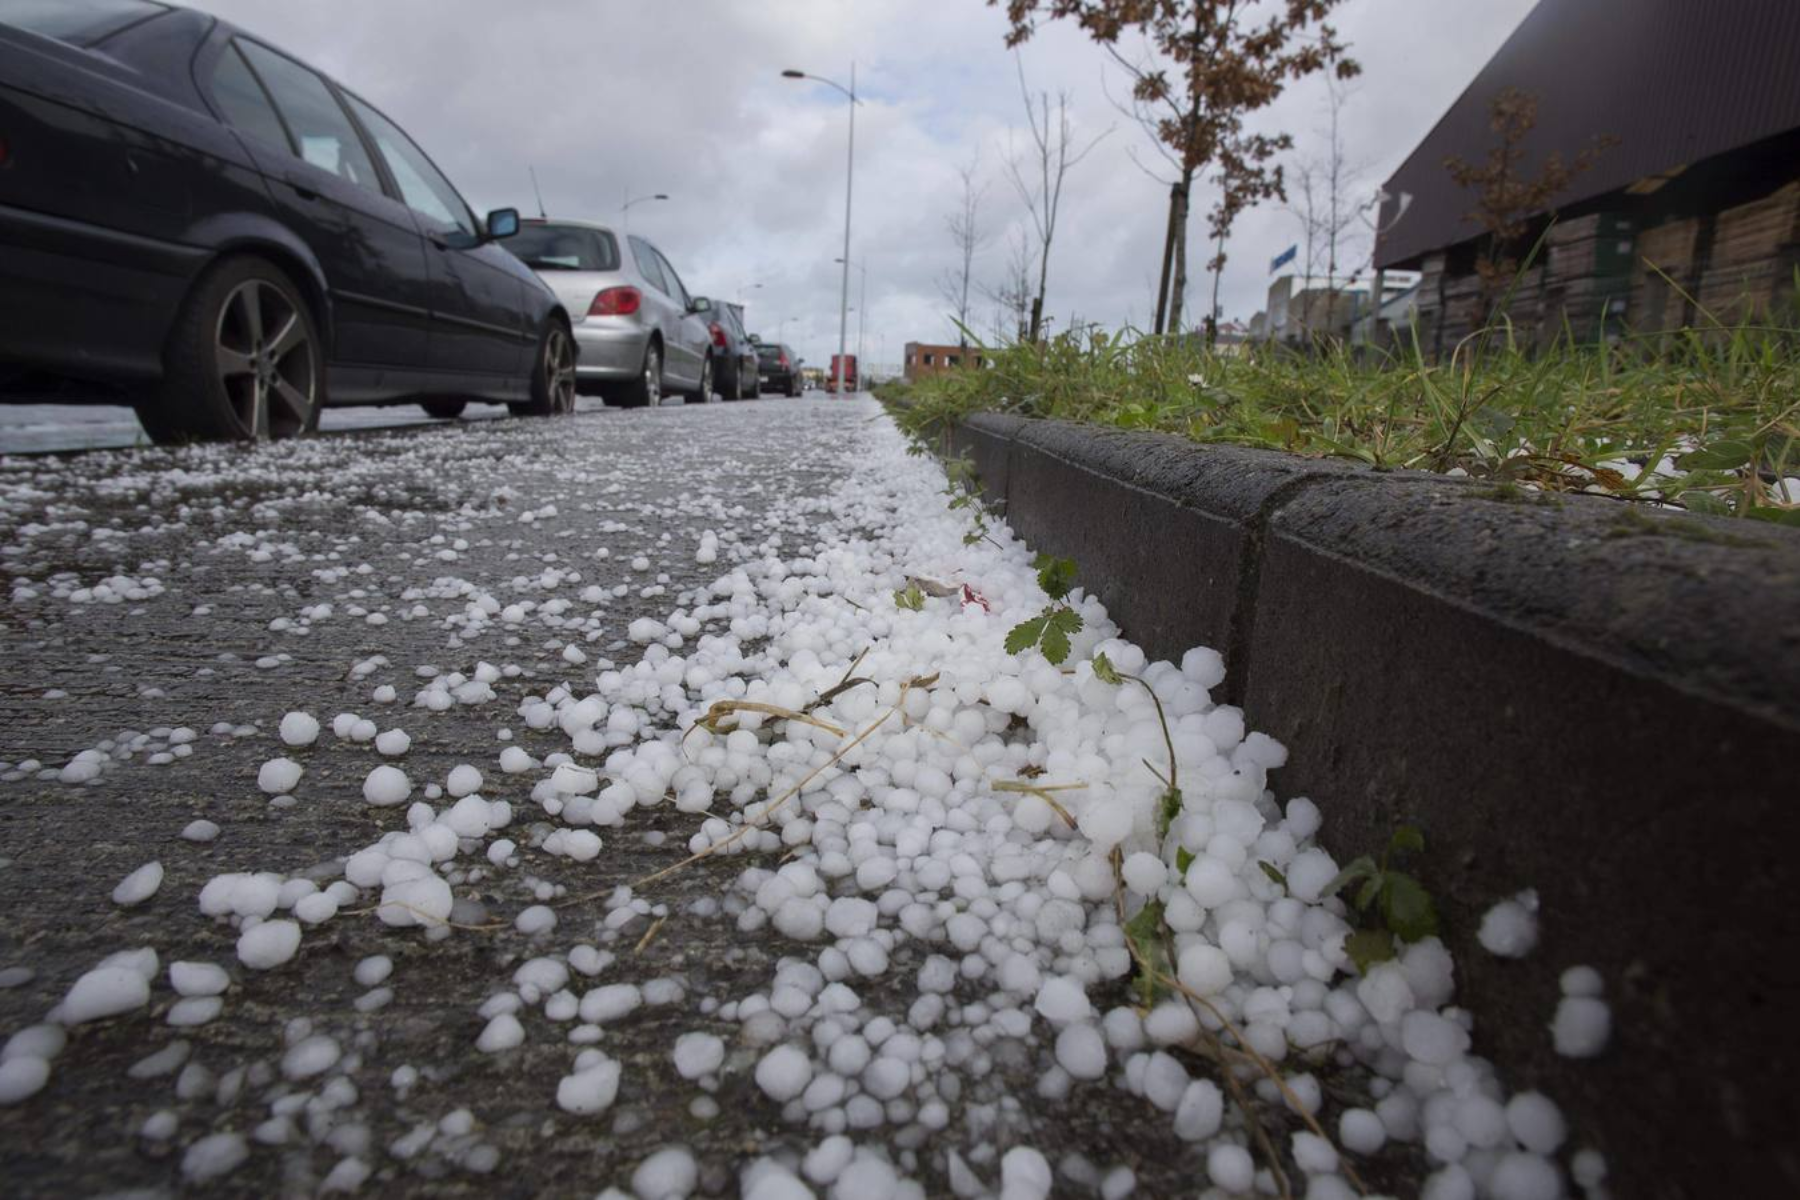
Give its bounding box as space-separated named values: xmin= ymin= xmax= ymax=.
xmin=509 ymin=224 xmax=621 ymax=272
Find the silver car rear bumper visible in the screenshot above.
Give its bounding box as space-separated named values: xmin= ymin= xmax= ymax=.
xmin=571 ymin=321 xmax=649 ymax=381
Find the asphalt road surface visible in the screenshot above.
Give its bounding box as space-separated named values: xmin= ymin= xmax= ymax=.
xmin=0 ymin=396 xmax=1220 ymax=1198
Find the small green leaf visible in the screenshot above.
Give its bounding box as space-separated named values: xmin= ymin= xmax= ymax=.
xmin=1321 ymin=855 xmax=1378 ymax=900
xmin=1745 ymin=506 xmax=1800 ymax=527
xmin=1680 ymin=491 xmax=1731 ymax=516
xmin=1257 ymin=861 xmax=1288 ymax=890
xmin=1175 ymin=847 xmax=1195 ymax=874
xmin=1346 ymin=927 xmax=1397 ymax=973
xmin=1388 ymin=825 xmax=1425 ymax=857
xmin=1004 ymin=615 xmax=1046 ymax=656
xmin=1034 ymin=554 xmax=1078 ymax=600
xmin=1380 ymin=871 xmax=1440 ymax=943
xmin=1156 ymin=786 xmax=1183 ymax=839
xmin=1355 ymin=874 xmax=1384 ymax=912
xmin=1040 ymin=606 xmax=1083 ymax=664
xmin=892 ymin=582 xmax=925 ymax=612
xmin=1090 ymin=652 xmax=1122 ymax=686
xmin=1124 ymin=898 xmax=1167 ymax=1006
xmin=1675 ymin=440 xmax=1753 ymax=471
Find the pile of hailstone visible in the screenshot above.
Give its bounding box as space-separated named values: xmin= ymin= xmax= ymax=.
xmin=13 ymin=412 xmax=1607 ymax=1198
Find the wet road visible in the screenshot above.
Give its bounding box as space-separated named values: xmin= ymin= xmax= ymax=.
xmin=0 ymin=397 xmax=1214 ymax=1199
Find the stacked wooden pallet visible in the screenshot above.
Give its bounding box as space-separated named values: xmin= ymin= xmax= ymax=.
xmin=1628 ymin=217 xmax=1703 ymax=334
xmin=1697 ymin=181 xmax=1800 ymax=322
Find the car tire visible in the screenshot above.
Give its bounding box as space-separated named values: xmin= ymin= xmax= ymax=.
xmin=138 ymin=255 xmax=322 ymax=444
xmin=421 ymin=398 xmax=467 ymax=420
xmin=615 ymin=340 xmax=661 ymax=408
xmin=509 ymin=319 xmax=577 ymax=418
xmin=721 ymin=358 xmax=743 ymax=401
xmin=683 ymin=356 xmax=713 ymax=404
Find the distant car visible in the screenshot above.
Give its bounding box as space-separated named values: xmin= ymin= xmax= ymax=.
xmin=827 ymin=354 xmax=859 ymax=394
xmin=697 ymin=300 xmax=759 ymax=401
xmin=507 ymin=219 xmax=712 ymax=406
xmin=0 ymin=0 xmax=575 ymax=441
xmin=756 ymin=343 xmax=802 ymax=397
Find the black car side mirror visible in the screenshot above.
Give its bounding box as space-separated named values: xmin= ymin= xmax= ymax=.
xmin=486 ymin=208 xmax=521 ymax=240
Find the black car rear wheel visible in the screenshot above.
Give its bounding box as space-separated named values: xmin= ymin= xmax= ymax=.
xmin=509 ymin=320 xmax=577 ymax=417
xmin=141 ymin=256 xmax=321 ymax=444
xmin=720 ymin=357 xmax=743 ymax=401
xmin=421 ymin=398 xmax=467 ymax=420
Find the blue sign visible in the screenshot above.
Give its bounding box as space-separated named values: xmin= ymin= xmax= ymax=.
xmin=1270 ymin=244 xmax=1297 ymax=273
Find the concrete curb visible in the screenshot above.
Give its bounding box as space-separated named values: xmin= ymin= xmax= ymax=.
xmin=945 ymin=410 xmax=1800 ymax=1199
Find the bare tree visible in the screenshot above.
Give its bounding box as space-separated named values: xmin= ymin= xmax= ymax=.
xmin=936 ymin=155 xmax=991 ymax=345
xmin=1003 ymin=57 xmax=1109 ymax=342
xmin=980 ymin=224 xmax=1037 ymax=342
xmin=1285 ymin=78 xmax=1364 ymax=335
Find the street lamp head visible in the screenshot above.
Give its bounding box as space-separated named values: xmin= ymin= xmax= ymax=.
xmin=781 ymin=69 xmax=805 ymax=79
xmin=652 ymin=193 xmax=668 ymax=201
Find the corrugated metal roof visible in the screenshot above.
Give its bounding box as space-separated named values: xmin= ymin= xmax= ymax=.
xmin=1373 ymin=0 xmax=1800 ymax=269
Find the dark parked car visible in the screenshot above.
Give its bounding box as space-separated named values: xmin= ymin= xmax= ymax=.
xmin=756 ymin=342 xmax=803 ymax=397
xmin=700 ymin=300 xmax=759 ymax=401
xmin=0 ymin=0 xmax=575 ymax=441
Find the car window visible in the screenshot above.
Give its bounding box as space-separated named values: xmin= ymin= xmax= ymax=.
xmin=507 ymin=224 xmax=619 ymax=271
xmin=629 ymin=236 xmax=668 ymax=295
xmin=341 ymin=93 xmax=475 ymax=236
xmin=757 ymin=344 xmax=783 ymax=363
xmin=235 ymin=41 xmax=382 ymax=196
xmin=652 ymin=249 xmax=691 ymax=308
xmin=210 ymin=44 xmax=290 ymax=151
xmin=0 ymin=0 xmax=166 ymax=45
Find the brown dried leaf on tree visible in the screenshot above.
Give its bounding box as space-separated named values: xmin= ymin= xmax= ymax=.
xmin=1443 ymin=87 xmax=1618 ymax=289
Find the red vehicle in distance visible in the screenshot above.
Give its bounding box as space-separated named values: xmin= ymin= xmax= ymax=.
xmin=827 ymin=354 xmax=859 ymax=394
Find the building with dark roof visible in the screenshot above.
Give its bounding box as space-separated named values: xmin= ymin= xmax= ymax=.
xmin=1372 ymin=0 xmax=1800 ymax=355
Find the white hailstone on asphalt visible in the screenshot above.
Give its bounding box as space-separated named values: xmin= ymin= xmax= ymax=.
xmin=278 ymin=712 xmax=320 ymax=747
xmin=516 ymin=906 xmax=557 ymax=935
xmin=499 ymin=746 xmax=534 ymax=774
xmin=0 ymin=1056 xmax=50 ymax=1105
xmin=1033 ymin=976 xmax=1092 ymax=1025
xmin=1121 ymin=851 xmax=1166 ymax=895
xmin=754 ymin=1044 xmax=812 ymax=1102
xmin=1339 ymin=1107 xmax=1387 ymax=1155
xmin=447 ymin=764 xmax=483 ymax=797
xmin=1478 ymin=890 xmax=1540 ymax=958
xmin=169 ymin=962 xmax=229 ymax=997
xmin=1487 ymin=1151 xmax=1564 ymax=1200
xmin=55 ymin=963 xmax=152 ymax=1024
xmin=1401 ymin=1009 xmax=1471 ymax=1065
xmin=1560 ymin=964 xmax=1604 ymax=997
xmin=111 ymin=861 xmax=164 ymax=906
xmin=378 ymin=870 xmax=452 ymax=928
xmin=181 ymin=1131 xmax=249 ymax=1182
xmin=1053 ymin=1022 xmax=1107 ymax=1081
xmin=556 ymin=1055 xmax=622 ymax=1114
xmin=237 ymin=920 xmax=301 ymax=970
xmin=1551 ymin=995 xmax=1611 ymax=1057
xmin=1206 ymin=1143 xmax=1256 ymax=1193
xmin=1000 ymin=1147 xmax=1052 ymax=1200
xmin=362 ymin=765 xmax=412 ymax=806
xmin=281 ymin=1035 xmax=340 ymax=1080
xmin=1505 ymin=1092 xmax=1567 ymax=1154
xmin=354 ymin=956 xmax=392 ymax=987
xmin=1173 ymin=1079 xmax=1225 ymax=1142
xmin=1176 ymin=943 xmax=1233 ymax=996
xmin=477 ymin=1014 xmax=525 ymax=1053
xmin=673 ymin=1032 xmax=725 ymax=1080
xmin=375 ymin=729 xmax=412 ymax=756
xmin=257 ymin=757 xmax=302 ymax=795
xmin=632 ymin=1146 xmax=698 ymax=1200
xmin=180 ymin=819 xmax=221 ymax=842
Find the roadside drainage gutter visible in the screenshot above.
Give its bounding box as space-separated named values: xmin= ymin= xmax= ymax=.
xmin=944 ymin=410 xmax=1800 ymax=1199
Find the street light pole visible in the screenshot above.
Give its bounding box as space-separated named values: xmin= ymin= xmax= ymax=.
xmin=837 ymin=256 xmax=868 ymax=368
xmin=784 ymin=64 xmax=858 ymax=396
xmin=621 ymin=188 xmax=669 ymax=234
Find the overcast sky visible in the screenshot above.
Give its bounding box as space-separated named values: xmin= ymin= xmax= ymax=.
xmin=189 ymin=0 xmax=1537 ymax=368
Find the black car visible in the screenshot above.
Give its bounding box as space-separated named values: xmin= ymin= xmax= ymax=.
xmin=0 ymin=0 xmax=576 ymax=442
xmin=755 ymin=342 xmax=802 ymax=397
xmin=700 ymin=300 xmax=759 ymax=401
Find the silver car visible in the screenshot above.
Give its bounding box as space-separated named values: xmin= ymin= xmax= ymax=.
xmin=507 ymin=219 xmax=712 ymax=406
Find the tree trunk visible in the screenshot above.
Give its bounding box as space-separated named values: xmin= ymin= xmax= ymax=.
xmin=1168 ymin=185 xmax=1191 ymax=334
xmin=1152 ymin=180 xmax=1184 ymax=336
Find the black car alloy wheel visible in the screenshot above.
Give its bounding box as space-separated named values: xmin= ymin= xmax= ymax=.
xmin=544 ymin=324 xmax=577 ymax=414
xmin=214 ymin=278 xmax=317 ymax=440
